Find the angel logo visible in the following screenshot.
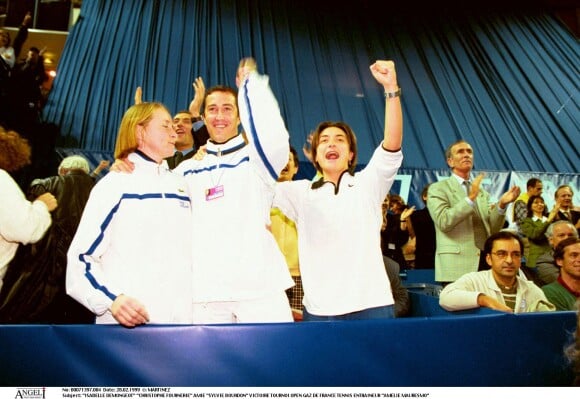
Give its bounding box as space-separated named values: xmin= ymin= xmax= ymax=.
xmin=14 ymin=388 xmax=45 ymax=399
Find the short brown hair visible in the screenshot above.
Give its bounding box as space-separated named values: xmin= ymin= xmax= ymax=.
xmin=445 ymin=139 xmax=469 ymax=161
xmin=483 ymin=231 xmax=523 ymax=257
xmin=526 ymin=178 xmax=541 ymax=189
xmin=202 ymin=85 xmax=238 ymax=116
xmin=310 ymin=121 xmax=358 ymax=175
xmin=554 ymin=237 xmax=580 ymax=261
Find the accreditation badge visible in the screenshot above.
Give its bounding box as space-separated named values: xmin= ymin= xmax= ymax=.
xmin=205 ymin=185 xmax=224 ymax=201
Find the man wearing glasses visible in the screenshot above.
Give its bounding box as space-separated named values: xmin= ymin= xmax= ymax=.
xmin=439 ymin=231 xmax=555 ymax=313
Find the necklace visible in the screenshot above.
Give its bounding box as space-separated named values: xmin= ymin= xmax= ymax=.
xmin=204 ymin=136 xmax=247 ymax=194
xmin=209 ymin=151 xmax=236 ymax=188
xmin=494 ymin=278 xmax=517 ymax=291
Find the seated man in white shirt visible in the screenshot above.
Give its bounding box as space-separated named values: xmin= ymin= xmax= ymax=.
xmin=439 ymin=231 xmax=555 ymax=313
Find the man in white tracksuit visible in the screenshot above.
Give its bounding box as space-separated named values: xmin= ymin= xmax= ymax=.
xmin=175 ymin=58 xmax=294 ymax=324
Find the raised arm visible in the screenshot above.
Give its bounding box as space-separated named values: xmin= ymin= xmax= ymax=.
xmin=134 ymin=87 xmax=142 ymax=105
xmin=189 ymin=77 xmax=205 ymax=118
xmin=369 ymin=60 xmax=403 ymax=151
xmin=236 ymin=57 xmax=289 ymax=181
xmin=13 ymin=12 xmax=32 ymax=60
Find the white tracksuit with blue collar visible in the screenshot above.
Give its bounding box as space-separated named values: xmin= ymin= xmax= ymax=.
xmin=66 ymin=152 xmax=193 ymax=324
xmin=175 ymin=72 xmax=294 ymax=304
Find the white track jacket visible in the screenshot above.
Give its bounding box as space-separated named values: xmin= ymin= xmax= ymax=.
xmin=67 ymin=152 xmax=193 ymax=324
xmin=175 ymin=72 xmax=294 ymax=302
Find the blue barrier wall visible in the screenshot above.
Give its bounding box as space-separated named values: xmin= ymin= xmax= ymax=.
xmin=0 ymin=305 xmax=575 ymax=387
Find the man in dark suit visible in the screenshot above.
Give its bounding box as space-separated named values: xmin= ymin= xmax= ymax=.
xmin=166 ymin=110 xmax=209 ymax=169
xmin=166 ymin=77 xmax=209 ymax=169
xmin=553 ymin=184 xmax=580 ymax=234
xmin=404 ymin=184 xmax=436 ymax=269
xmin=427 ymin=140 xmax=520 ymax=284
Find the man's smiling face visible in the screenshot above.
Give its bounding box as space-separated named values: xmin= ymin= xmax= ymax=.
xmin=203 ymin=91 xmax=240 ymax=144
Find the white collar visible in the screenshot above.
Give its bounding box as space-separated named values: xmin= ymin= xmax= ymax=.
xmin=206 ymin=134 xmax=246 ymax=156
xmin=452 ymin=173 xmax=470 ymax=185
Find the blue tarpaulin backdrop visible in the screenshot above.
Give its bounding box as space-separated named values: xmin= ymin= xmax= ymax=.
xmin=42 ymin=0 xmax=579 ymax=173
xmin=0 ymin=303 xmax=575 ymax=386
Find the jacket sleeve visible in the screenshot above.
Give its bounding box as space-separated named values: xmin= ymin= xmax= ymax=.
xmin=273 ymin=180 xmax=307 ymax=224
xmin=66 ymin=178 xmax=121 ymax=316
xmin=238 ymin=71 xmax=289 ymax=183
xmin=439 ymin=274 xmax=483 ymax=311
xmin=359 ymin=146 xmax=404 ymax=206
xmin=26 ymin=176 xmax=56 ymax=200
xmin=12 ymin=24 xmax=29 ymax=60
xmin=427 ymin=180 xmax=473 ymax=233
xmin=528 ymin=299 xmax=556 ymax=312
xmin=528 ymin=284 xmax=556 ymax=312
xmin=0 ymin=170 xmax=51 ymax=245
xmin=486 ymin=198 xmax=507 ymax=234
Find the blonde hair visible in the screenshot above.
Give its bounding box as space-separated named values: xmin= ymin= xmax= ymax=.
xmin=0 ymin=127 xmax=31 ymax=172
xmin=114 ymin=102 xmax=168 ymax=159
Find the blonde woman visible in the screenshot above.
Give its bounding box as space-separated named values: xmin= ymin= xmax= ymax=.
xmin=67 ymin=103 xmax=193 ymax=327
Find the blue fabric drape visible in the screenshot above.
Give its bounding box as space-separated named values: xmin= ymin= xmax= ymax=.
xmin=42 ymin=0 xmax=579 ymax=173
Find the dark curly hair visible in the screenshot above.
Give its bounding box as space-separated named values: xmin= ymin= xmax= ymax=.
xmin=0 ymin=127 xmax=31 ymax=172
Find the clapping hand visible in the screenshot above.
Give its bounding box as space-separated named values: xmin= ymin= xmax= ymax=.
xmin=547 ymin=200 xmax=560 ymax=221
xmin=189 ymin=77 xmax=206 ymax=117
xmin=468 ymin=173 xmax=485 ymax=201
xmin=498 ymin=185 xmax=521 ymax=209
xmin=400 ymin=206 xmax=415 ymax=221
